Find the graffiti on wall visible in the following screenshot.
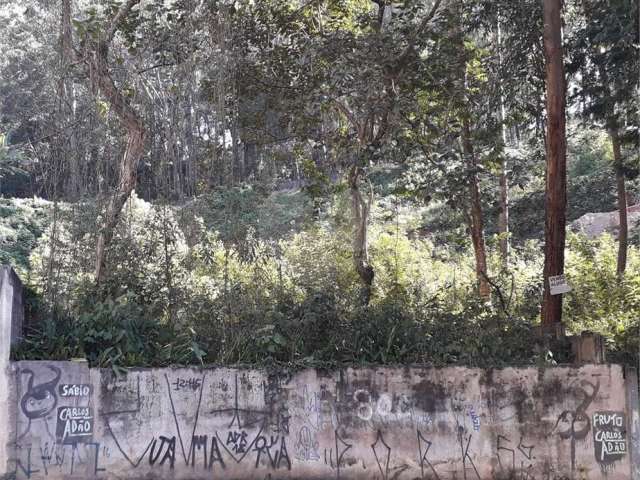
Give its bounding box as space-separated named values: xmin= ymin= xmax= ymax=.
xmin=11 ymin=364 xmax=104 ymax=479
xmin=592 ymin=411 xmax=627 ymax=469
xmin=8 ymin=365 xmax=632 ymax=480
xmin=551 ymin=379 xmax=600 ymax=472
xmin=100 ymin=372 xmax=292 ymax=474
xmin=18 ymin=366 xmax=61 ymax=441
xmin=56 ymin=406 xmax=93 ymax=444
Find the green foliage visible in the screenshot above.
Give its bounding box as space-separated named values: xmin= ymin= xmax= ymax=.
xmin=502 ymin=130 xmax=619 ymax=242
xmin=178 ymin=186 xmax=311 ymax=251
xmin=7 ymin=192 xmax=538 ymax=368
xmin=1 ymin=0 xmax=639 ymax=374
xmin=340 ymin=295 xmax=538 ymax=366
xmin=564 ymin=233 xmax=640 ymax=364
xmin=14 ymin=289 xmax=205 ymax=374
xmin=567 ymin=0 xmax=639 ymax=143
xmin=568 ymin=129 xmax=610 ymax=177
xmin=0 ymin=198 xmax=50 ymax=272
xmin=7 ymin=180 xmax=639 ymax=370
xmin=0 ymin=138 xmax=31 ymax=196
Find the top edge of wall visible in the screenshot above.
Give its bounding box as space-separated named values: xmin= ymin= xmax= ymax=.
xmin=6 ymin=360 xmax=629 ymax=371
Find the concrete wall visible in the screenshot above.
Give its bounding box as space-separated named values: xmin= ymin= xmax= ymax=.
xmin=1 ymin=362 xmax=637 ymax=480
xmin=1 ymin=269 xmax=638 ymax=480
xmin=0 ymin=266 xmax=24 ymax=480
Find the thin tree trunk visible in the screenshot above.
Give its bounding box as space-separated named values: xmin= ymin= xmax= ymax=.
xmin=455 ymin=0 xmax=490 ymax=300
xmin=610 ymin=127 xmax=628 ymax=276
xmin=462 ymin=119 xmax=491 ymax=300
xmin=94 ymin=127 xmax=145 ymax=283
xmin=162 ymin=204 xmax=175 ymax=322
xmin=60 ymin=0 xmax=74 ymax=199
xmin=498 ymin=165 xmax=509 ymax=261
xmin=541 ymin=0 xmax=568 ymax=326
xmin=497 ymin=15 xmax=510 ymax=265
xmin=349 ymin=165 xmax=374 ymax=304
xmin=596 ymin=54 xmax=628 ymax=278
xmin=232 ymin=113 xmax=243 ymax=183
xmin=184 ymin=79 xmax=196 ymax=196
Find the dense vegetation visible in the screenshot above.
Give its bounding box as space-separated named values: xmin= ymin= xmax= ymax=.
xmin=1 ymin=0 xmax=638 ymax=371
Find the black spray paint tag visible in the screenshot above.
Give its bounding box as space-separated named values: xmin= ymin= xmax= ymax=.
xmin=592 ymin=411 xmax=627 ymax=464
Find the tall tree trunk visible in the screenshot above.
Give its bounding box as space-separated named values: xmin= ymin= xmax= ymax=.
xmin=84 ymin=0 xmax=146 ymax=284
xmin=541 ymin=0 xmax=568 ymax=326
xmin=184 ymin=78 xmax=196 ymax=196
xmin=610 ymin=127 xmax=628 ymax=276
xmin=462 ymin=119 xmax=491 ymax=300
xmin=54 ymin=0 xmax=71 ymax=198
xmin=349 ymin=165 xmax=374 ymax=304
xmin=455 ymin=0 xmax=490 ymax=300
xmin=162 ymin=204 xmax=175 ymax=322
xmin=597 ymin=54 xmax=628 ymax=278
xmin=497 ymin=15 xmax=510 ymax=265
xmin=232 ymin=111 xmax=243 ymax=183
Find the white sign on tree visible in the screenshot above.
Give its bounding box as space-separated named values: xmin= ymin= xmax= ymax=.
xmin=549 ymin=274 xmax=571 ymax=295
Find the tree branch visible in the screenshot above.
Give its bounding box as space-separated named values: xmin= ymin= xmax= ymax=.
xmin=395 ymin=0 xmax=442 ymax=72
xmin=105 ymin=0 xmax=141 ymax=44
xmin=137 ymin=62 xmax=177 ymax=74
xmin=332 ymin=99 xmax=364 ymax=140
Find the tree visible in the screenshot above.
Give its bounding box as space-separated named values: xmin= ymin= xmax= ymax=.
xmin=568 ymin=0 xmax=640 ymax=277
xmin=541 ymin=0 xmax=568 ymax=326
xmin=63 ymin=0 xmax=147 ymax=283
xmin=456 ymin=1 xmax=490 ymax=300
xmin=496 ymin=12 xmax=509 ymax=265
xmin=402 ymin=0 xmax=547 ymax=299
xmin=322 ymin=0 xmax=443 ymax=303
xmin=89 ymin=1 xmax=146 ymax=284
xmin=232 ymin=0 xmax=444 ymax=303
xmin=399 ymin=0 xmax=499 ymax=300
xmin=473 ymin=0 xmax=548 ymax=273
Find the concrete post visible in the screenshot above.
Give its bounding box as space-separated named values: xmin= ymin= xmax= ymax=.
xmin=0 ymin=266 xmax=24 ymax=478
xmin=570 ymin=330 xmax=606 ymax=364
xmin=626 ymin=366 xmax=640 ymax=480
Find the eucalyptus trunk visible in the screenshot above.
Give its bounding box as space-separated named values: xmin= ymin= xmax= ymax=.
xmin=541 ymin=0 xmax=568 ymax=327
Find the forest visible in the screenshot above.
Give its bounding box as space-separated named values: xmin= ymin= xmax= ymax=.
xmin=0 ymin=0 xmax=638 ymax=372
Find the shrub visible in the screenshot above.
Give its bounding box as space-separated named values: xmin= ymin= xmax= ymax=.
xmin=10 ymin=186 xmax=640 ymax=370
xmin=564 ymin=233 xmax=640 ymax=364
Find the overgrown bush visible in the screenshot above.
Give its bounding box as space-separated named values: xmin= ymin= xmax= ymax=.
xmin=14 ymin=289 xmax=205 ymax=374
xmin=8 ymin=187 xmax=640 ymax=370
xmin=564 ymin=233 xmax=640 ymax=364
xmin=0 ymin=198 xmax=50 ymax=272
